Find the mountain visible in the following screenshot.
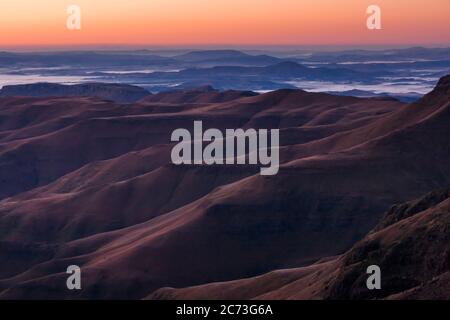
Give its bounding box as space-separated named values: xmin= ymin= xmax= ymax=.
xmin=0 ymin=83 xmax=151 ymax=103
xmin=113 ymin=61 xmax=373 ymax=92
xmin=260 ymin=61 xmax=364 ymax=79
xmin=140 ymin=86 xmax=258 ymax=104
xmin=150 ymin=187 xmax=450 ymax=300
xmin=0 ymin=51 xmax=176 ymax=68
xmin=173 ymin=50 xmax=282 ymax=66
xmin=1 ymin=48 xmax=443 ymax=99
xmin=0 ymin=75 xmax=449 ymax=299
xmin=304 ymin=46 xmax=450 ymax=63
xmin=324 ymin=89 xmax=420 ymax=103
xmin=149 ymin=61 xmax=367 ymax=80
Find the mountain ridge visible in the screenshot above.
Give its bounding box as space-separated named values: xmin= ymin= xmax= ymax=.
xmin=0 ymin=75 xmax=449 ymax=299
xmin=0 ymin=82 xmax=151 ymax=103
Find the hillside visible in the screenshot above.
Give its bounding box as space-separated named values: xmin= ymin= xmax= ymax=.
xmin=0 ymin=76 xmax=449 ymax=299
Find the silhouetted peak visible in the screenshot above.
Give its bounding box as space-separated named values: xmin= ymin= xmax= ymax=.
xmin=435 ymin=74 xmax=450 ymax=92
xmin=416 ymin=74 xmax=450 ymax=105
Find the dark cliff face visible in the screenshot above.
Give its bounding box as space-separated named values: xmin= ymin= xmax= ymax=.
xmin=149 ymin=188 xmax=450 ymax=300
xmin=375 ymin=188 xmax=450 ymax=230
xmin=416 ymin=74 xmax=450 ymax=106
xmin=325 ymin=188 xmax=450 ymax=300
xmin=0 ymin=82 xmax=151 ymax=103
xmin=436 ymin=74 xmax=450 ymax=91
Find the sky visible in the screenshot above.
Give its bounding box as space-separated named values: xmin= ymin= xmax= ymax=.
xmin=0 ymin=0 xmax=449 ymax=48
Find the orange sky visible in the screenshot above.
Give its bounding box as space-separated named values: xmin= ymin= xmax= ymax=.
xmin=0 ymin=0 xmax=449 ymax=47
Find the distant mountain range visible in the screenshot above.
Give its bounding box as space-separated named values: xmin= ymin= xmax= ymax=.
xmin=302 ymin=46 xmax=450 ymax=63
xmin=173 ymin=49 xmax=282 ymax=66
xmin=0 ymin=83 xmax=150 ymax=103
xmin=1 ymin=47 xmax=448 ymax=101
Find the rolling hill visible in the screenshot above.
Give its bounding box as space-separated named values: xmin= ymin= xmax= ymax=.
xmin=0 ymin=75 xmax=448 ymax=299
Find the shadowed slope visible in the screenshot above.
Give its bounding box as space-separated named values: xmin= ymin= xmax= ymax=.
xmin=149 ymin=188 xmax=450 ymax=300
xmin=0 ymin=76 xmax=449 ymax=299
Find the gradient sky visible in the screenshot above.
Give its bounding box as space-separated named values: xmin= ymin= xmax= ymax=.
xmin=1 ymin=0 xmax=449 ymax=47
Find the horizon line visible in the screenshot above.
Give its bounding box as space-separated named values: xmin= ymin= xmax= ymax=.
xmin=1 ymin=43 xmax=450 ymax=52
